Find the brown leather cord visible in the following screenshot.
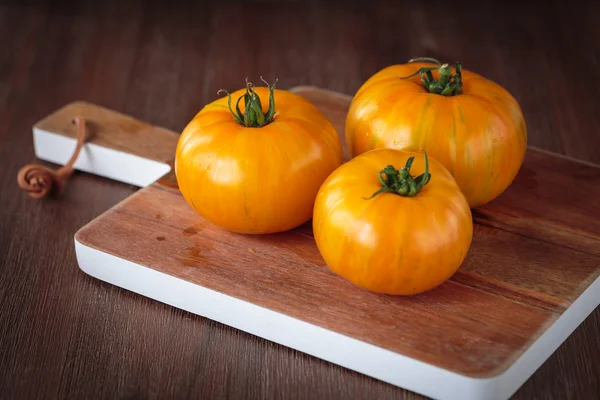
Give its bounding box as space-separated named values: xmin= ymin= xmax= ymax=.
xmin=17 ymin=116 xmax=87 ymax=199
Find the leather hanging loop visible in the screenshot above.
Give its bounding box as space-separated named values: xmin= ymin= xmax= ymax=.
xmin=17 ymin=116 xmax=87 ymax=199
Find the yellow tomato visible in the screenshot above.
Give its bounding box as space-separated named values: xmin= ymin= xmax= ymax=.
xmin=346 ymin=58 xmax=527 ymax=208
xmin=313 ymin=148 xmax=473 ymax=295
xmin=176 ymin=79 xmax=343 ymax=234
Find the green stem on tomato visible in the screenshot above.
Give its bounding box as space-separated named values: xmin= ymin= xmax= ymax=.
xmin=399 ymin=57 xmax=463 ymax=96
xmin=217 ymin=77 xmax=278 ymax=127
xmin=365 ymin=150 xmax=431 ymax=199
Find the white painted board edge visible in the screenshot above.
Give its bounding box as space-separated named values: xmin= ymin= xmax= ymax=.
xmin=74 ymin=238 xmax=600 ymax=400
xmin=33 ymin=127 xmax=171 ymax=187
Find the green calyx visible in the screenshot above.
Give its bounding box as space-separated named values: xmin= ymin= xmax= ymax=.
xmin=400 ymin=57 xmax=463 ymax=96
xmin=366 ymin=151 xmax=431 ymax=199
xmin=217 ymin=77 xmax=278 ymax=127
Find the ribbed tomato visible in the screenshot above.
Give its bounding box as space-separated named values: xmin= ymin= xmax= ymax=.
xmin=313 ymin=148 xmax=473 ymax=295
xmin=176 ymin=79 xmax=343 ymax=234
xmin=346 ymin=58 xmax=527 ymax=208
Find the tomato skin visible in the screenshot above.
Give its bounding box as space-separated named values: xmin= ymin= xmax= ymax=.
xmin=313 ymin=148 xmax=473 ymax=295
xmin=346 ymin=62 xmax=527 ymax=208
xmin=176 ymin=87 xmax=343 ymax=234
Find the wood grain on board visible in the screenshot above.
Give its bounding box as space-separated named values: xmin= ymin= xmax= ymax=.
xmin=76 ymin=87 xmax=600 ymax=378
xmin=34 ymin=101 xmax=179 ymax=163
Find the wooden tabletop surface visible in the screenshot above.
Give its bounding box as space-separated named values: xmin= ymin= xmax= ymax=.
xmin=1 ymin=1 xmax=599 ymax=399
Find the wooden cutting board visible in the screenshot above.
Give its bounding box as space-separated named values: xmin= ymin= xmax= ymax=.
xmin=36 ymin=87 xmax=600 ymax=400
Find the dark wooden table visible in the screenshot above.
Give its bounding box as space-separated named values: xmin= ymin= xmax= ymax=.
xmin=1 ymin=1 xmax=599 ymax=398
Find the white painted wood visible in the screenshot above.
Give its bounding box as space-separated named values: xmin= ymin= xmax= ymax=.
xmin=74 ymin=238 xmax=600 ymax=400
xmin=33 ymin=128 xmax=171 ymax=187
